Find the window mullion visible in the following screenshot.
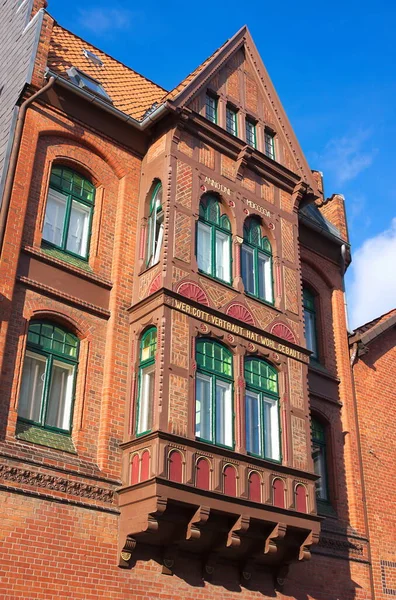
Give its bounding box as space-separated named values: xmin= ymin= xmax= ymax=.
xmin=63 ymin=194 xmax=73 ymax=252
xmin=211 ymin=224 xmax=216 ymax=278
xmin=254 ymin=247 xmax=259 ymax=298
xmin=41 ymin=354 xmax=52 ymax=426
xmin=212 ymin=374 xmax=216 ymax=444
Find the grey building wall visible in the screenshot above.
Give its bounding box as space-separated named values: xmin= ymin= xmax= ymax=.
xmin=0 ymin=0 xmax=43 ymax=207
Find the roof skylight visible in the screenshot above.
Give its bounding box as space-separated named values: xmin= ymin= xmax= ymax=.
xmin=82 ymin=48 xmax=103 ymax=67
xmin=67 ymin=67 xmax=111 ymax=102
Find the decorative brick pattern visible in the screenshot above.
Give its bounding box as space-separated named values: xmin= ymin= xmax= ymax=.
xmin=245 ymin=74 xmax=258 ymax=113
xmin=281 ymin=190 xmax=293 ymax=212
xmin=291 ymin=415 xmax=308 ymax=470
xmin=286 ymin=318 xmax=301 ymax=344
xmin=178 ymin=131 xmax=195 ymax=157
xmin=261 ymin=180 xmax=275 ymax=204
xmin=171 ymin=311 xmax=189 ymax=369
xmin=288 ymin=358 xmax=304 ymax=410
xmin=226 ymin=67 xmax=239 ymax=100
xmin=138 ymin=265 xmax=161 ymax=300
xmin=381 ymin=561 xmax=396 ymax=595
xmin=221 ymin=155 xmax=236 ymax=180
xmin=172 ymin=266 xmax=189 ymax=284
xmin=169 ymin=374 xmax=188 ymax=436
xmin=174 ymin=212 xmax=191 ymax=263
xmin=283 ymin=266 xmax=299 ymax=314
xmin=245 ymin=298 xmax=274 ymax=330
xmin=199 ymin=142 xmax=215 ymax=170
xmin=281 ymin=218 xmax=295 ymax=263
xmin=199 ymin=278 xmax=237 ymax=309
xmin=175 ymin=161 xmax=193 ymax=208
xmin=146 ymin=134 xmax=166 ymax=162
xmin=242 ymin=169 xmax=256 ymax=193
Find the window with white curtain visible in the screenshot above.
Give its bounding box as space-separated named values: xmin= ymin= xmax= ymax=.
xmin=146 ymin=183 xmax=164 ymax=267
xmin=18 ymin=322 xmax=79 ymax=433
xmin=241 ymin=218 xmax=273 ymax=304
xmin=136 ymin=328 xmax=157 ymax=435
xmin=245 ymin=358 xmax=281 ymax=462
xmin=311 ymin=417 xmax=329 ymax=501
xmin=196 ymin=195 xmax=232 ymax=284
xmin=42 ymin=166 xmax=94 ymax=260
xmin=303 ymin=287 xmax=319 ymax=360
xmin=195 ymin=339 xmax=233 ymax=448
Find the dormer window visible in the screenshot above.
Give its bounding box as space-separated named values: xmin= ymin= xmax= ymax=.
xmin=67 ymin=67 xmax=111 ymax=102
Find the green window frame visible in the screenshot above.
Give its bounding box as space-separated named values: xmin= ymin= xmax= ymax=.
xmin=241 ymin=218 xmax=274 ymax=304
xmin=311 ymin=417 xmax=329 ymax=501
xmin=226 ymin=105 xmax=238 ymax=136
xmin=17 ymin=321 xmax=79 ymax=434
xmin=264 ymin=130 xmax=276 ymax=160
xmin=245 ymin=358 xmax=281 ymax=462
xmin=245 ymin=118 xmax=257 ymax=148
xmin=303 ymin=287 xmax=319 ymax=359
xmin=196 ymin=195 xmax=232 ymax=284
xmin=42 ymin=166 xmax=95 ymax=260
xmin=205 ymin=93 xmax=217 ymax=124
xmin=146 ymin=182 xmax=164 ymax=268
xmin=136 ymin=327 xmax=157 ymax=436
xmin=195 ymin=339 xmax=234 ymax=448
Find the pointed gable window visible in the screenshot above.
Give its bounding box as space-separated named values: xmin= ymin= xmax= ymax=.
xmin=245 ymin=117 xmax=257 ymax=148
xmin=205 ymin=92 xmax=218 ymax=124
xmin=226 ymin=105 xmax=238 ymax=136
xmin=264 ymin=129 xmax=276 ymax=160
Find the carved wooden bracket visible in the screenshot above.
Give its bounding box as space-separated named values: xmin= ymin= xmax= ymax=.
xmin=226 ymin=514 xmax=250 ymax=548
xmin=235 ymin=146 xmax=254 ymax=181
xmin=263 ymin=522 xmax=287 ymax=557
xmin=292 ymin=180 xmax=318 ymax=211
xmin=186 ymin=505 xmax=210 ymax=541
xmin=298 ymin=529 xmax=320 ymax=562
xmin=118 ymin=536 xmax=137 ymax=569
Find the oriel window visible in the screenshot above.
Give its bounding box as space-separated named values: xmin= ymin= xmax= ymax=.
xmin=197 ymin=195 xmax=232 ymax=284
xmin=241 ymin=218 xmax=273 ymax=304
xmin=245 ymin=358 xmax=281 ymax=462
xmin=146 ymin=182 xmax=164 ymax=268
xmin=18 ymin=321 xmax=79 ymax=433
xmin=195 ymin=339 xmax=234 ymax=448
xmin=136 ymin=328 xmax=157 ymax=436
xmin=42 ymin=166 xmax=95 ymax=260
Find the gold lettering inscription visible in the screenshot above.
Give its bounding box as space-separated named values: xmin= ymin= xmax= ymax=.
xmin=171 ymin=297 xmax=308 ymax=363
xmin=204 ymin=176 xmax=232 ymax=196
xmin=246 ymin=198 xmax=272 ymax=218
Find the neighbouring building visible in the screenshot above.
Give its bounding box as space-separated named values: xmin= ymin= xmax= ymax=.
xmin=0 ymin=1 xmax=393 ymax=598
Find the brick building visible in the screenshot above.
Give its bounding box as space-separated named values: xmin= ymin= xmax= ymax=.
xmin=0 ymin=1 xmax=393 ymax=598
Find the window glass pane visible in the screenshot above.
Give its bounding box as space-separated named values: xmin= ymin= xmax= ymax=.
xmin=246 ymin=120 xmax=256 ymax=148
xmin=45 ymin=360 xmax=75 ymax=431
xmin=137 ymin=364 xmax=155 ymax=434
xmin=197 ymin=221 xmax=212 ymax=275
xmin=151 ymin=212 xmax=164 ymax=266
xmin=258 ymin=252 xmax=273 ymax=303
xmin=195 ymin=373 xmax=212 ymax=441
xmin=241 ymin=245 xmax=255 ymax=295
xmin=66 ymin=200 xmax=91 ymax=257
xmin=205 ymin=94 xmax=217 ymax=123
xmin=304 ymin=309 xmax=317 ymax=356
xmin=265 ymin=132 xmax=275 ymax=159
xmin=226 ymin=107 xmax=237 ymax=136
xmin=263 ymin=395 xmax=280 ymax=460
xmin=215 ymin=230 xmax=231 ymax=282
xmin=43 ymin=189 xmax=67 ymax=247
xmin=246 ymin=390 xmax=261 ymax=455
xmin=313 ymin=443 xmax=328 ymax=500
xmin=140 ymin=328 xmax=157 ymax=362
xmin=245 ymin=359 xmax=278 ymax=394
xmin=18 ymin=351 xmax=46 ymax=423
xmin=215 ymin=379 xmax=233 ymax=447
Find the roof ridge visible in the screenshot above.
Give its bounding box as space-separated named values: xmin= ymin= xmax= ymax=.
xmin=50 ymin=20 xmax=168 ymax=94
xmin=352 ymin=307 xmax=396 ymax=335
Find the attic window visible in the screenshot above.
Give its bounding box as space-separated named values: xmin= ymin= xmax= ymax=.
xmin=67 ymin=67 xmax=111 ymax=102
xmin=82 ymin=48 xmax=103 ymax=67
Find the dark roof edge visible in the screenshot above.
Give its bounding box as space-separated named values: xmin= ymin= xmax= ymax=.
xmin=298 ymin=211 xmax=349 ymax=247
xmin=349 ymin=312 xmax=396 ymax=346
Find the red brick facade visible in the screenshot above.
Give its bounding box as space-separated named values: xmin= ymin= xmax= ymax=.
xmin=0 ymin=6 xmax=393 ymax=599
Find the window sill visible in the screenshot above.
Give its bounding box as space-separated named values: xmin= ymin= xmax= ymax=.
xmin=244 ymin=291 xmax=276 ymax=311
xmin=197 ymin=270 xmax=234 ymax=290
xmin=22 ymin=245 xmax=112 ymax=289
xmin=138 ymin=261 xmax=161 ymax=277
xmin=16 ymin=420 xmax=77 ymax=454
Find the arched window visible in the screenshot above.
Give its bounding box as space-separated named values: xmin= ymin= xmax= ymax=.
xmin=273 ymin=478 xmax=285 ymax=508
xmin=241 ymin=218 xmax=273 ymax=304
xmin=18 ymin=321 xmax=79 ymax=432
xmin=140 ymin=450 xmax=150 ymax=481
xmin=42 ymin=166 xmax=95 ymax=260
xmin=136 ymin=328 xmax=157 ymax=436
xmin=130 ymin=453 xmax=140 ymax=485
xmin=295 ymin=484 xmax=308 ymax=513
xmin=196 ymin=195 xmax=232 ymax=284
xmin=311 ymin=418 xmax=328 ymax=501
xmin=223 ymin=465 xmax=237 ymax=497
xmin=245 ymin=358 xmax=281 ymax=462
xmin=168 ymin=450 xmax=183 ymax=483
xmin=146 ymin=182 xmax=164 ymax=267
xmin=303 ymin=287 xmax=318 ymax=359
xmin=248 ymin=471 xmax=261 ymax=502
xmin=195 ymin=457 xmax=211 ymax=490
xmin=195 ymin=339 xmax=233 ymax=448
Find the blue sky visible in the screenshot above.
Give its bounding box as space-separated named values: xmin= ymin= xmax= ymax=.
xmin=48 ymin=0 xmax=396 ymax=328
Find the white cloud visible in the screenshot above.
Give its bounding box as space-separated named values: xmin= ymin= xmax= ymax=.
xmin=317 ymin=129 xmax=377 ymax=185
xmin=78 ymin=8 xmax=132 ymax=34
xmin=347 ymin=218 xmax=396 ymax=330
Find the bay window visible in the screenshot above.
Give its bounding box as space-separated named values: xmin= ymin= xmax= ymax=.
xmin=136 ymin=328 xmax=157 ymax=436
xmin=197 ymin=195 xmax=232 ymax=284
xmin=18 ymin=321 xmax=79 ymax=433
xmin=241 ymin=218 xmax=273 ymax=304
xmin=42 ymin=166 xmax=94 ymax=260
xmin=146 ymin=182 xmax=164 ymax=267
xmin=245 ymin=358 xmax=281 ymax=462
xmin=195 ymin=339 xmax=233 ymax=448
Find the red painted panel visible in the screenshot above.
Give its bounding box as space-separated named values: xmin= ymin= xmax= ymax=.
xmin=223 ymin=465 xmax=237 ymax=497
xmin=168 ymin=451 xmax=183 ymax=483
xmin=248 ymin=471 xmax=261 ymax=502
xmin=130 ymin=454 xmax=139 ymax=485
xmin=295 ymin=485 xmax=307 ymax=513
xmin=140 ymin=450 xmax=150 ymax=482
xmin=196 ymin=458 xmax=210 ymax=490
xmin=273 ymin=478 xmax=285 ymax=508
